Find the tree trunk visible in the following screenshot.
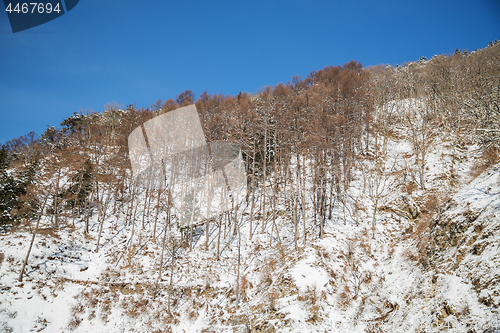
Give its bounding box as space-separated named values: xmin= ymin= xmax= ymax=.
xmin=19 ymin=190 xmax=50 ymax=282
xmin=261 ymin=127 xmax=267 ymax=234
xmin=54 ymin=166 xmax=61 ymax=228
xmin=249 ymin=144 xmax=256 ymax=240
xmin=153 ymin=189 xmax=161 ymax=242
xmin=293 ymin=193 xmax=298 ymax=250
xmin=142 ymin=188 xmax=149 ymax=230
xmin=235 ymin=215 xmax=241 ymax=308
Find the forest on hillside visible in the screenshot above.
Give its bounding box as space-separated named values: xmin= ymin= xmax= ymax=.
xmin=0 ymin=42 xmax=499 ymax=332
xmin=2 ymin=43 xmax=498 ymax=232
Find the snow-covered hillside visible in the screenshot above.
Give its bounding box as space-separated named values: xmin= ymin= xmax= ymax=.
xmin=1 ymin=80 xmax=500 ymax=333
xmin=0 ymin=35 xmax=500 ymax=333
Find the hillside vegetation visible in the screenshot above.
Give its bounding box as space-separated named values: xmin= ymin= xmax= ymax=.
xmin=0 ymin=43 xmax=499 ymax=332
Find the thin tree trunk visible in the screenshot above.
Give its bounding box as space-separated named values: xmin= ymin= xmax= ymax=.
xmin=205 ymin=177 xmax=213 ymax=251
xmin=142 ymin=188 xmax=149 ymax=230
xmin=216 ymin=214 xmax=222 ymax=261
xmin=261 ymin=127 xmax=267 ymax=234
xmin=293 ymin=193 xmax=298 ymax=250
xmin=189 ymin=181 xmax=198 ymax=251
xmin=96 ymin=191 xmax=110 ymax=253
xmin=167 ymin=239 xmax=176 ymax=317
xmin=84 ymin=196 xmax=90 ymax=234
xmin=54 ymin=166 xmax=61 ymax=228
xmin=19 ymin=190 xmax=50 ymax=282
xmin=153 ymin=189 xmax=161 ymax=242
xmin=236 ymin=221 xmax=241 ymax=308
xmin=156 ymin=193 xmax=171 ymax=295
xmin=249 ymin=144 xmax=256 ymax=240
xmin=319 ymin=177 xmax=324 ymax=239
xmin=301 ymin=154 xmax=307 ymax=246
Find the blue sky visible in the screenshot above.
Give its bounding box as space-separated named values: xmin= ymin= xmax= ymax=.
xmin=0 ymin=0 xmax=499 ymax=144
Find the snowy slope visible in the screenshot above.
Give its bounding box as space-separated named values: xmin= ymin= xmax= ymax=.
xmin=0 ymin=100 xmax=499 ymax=333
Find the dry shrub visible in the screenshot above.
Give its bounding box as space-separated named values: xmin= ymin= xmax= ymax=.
xmin=68 ymin=304 xmax=85 ymax=329
xmin=100 ymin=294 xmax=116 ymax=322
xmin=318 ymin=247 xmax=330 ymax=260
xmin=100 ymin=267 xmax=120 ymax=282
xmin=470 ymin=160 xmax=489 ymax=179
xmin=252 ymin=302 xmax=265 ymax=313
xmin=308 ymin=303 xmax=321 ymax=323
xmin=411 ymin=193 xmax=445 ymax=258
xmin=67 ymin=316 xmax=82 ymax=330
xmin=190 ymin=297 xmax=203 ymax=311
xmin=405 ymin=182 xmax=419 ymax=194
xmin=357 ymin=234 xmax=372 ymax=256
xmin=149 ymin=305 xmax=179 ymax=327
xmin=365 ymin=321 xmax=384 ymax=333
xmin=448 ymin=167 xmax=460 ymax=188
xmin=36 ymin=228 xmax=60 ymax=238
xmin=187 ymin=308 xmax=199 ymax=321
xmin=122 ymin=296 xmax=149 ymax=318
xmin=79 ymin=289 xmax=99 ymax=308
xmin=0 ymin=252 xmax=4 ymax=266
xmin=470 ymin=145 xmax=500 ymax=179
xmin=326 ymin=266 xmax=336 ymax=279
xmin=253 ymin=243 xmax=263 ymax=253
xmin=183 ymin=286 xmax=192 ymax=298
xmin=337 ymin=286 xmax=353 ymax=309
xmin=267 ymin=287 xmax=280 ymax=310
xmin=152 ymin=328 xmax=172 ymax=333
xmin=422 ymin=194 xmax=439 ymax=214
xmin=483 ymin=145 xmax=500 ymax=166
xmin=70 ymin=303 xmax=85 ymax=316
xmin=275 ymin=242 xmax=288 ymax=259
xmin=336 ymin=237 xmax=374 ymax=301
xmin=54 ymin=277 xmax=66 ymax=291
xmin=362 ymin=270 xmax=373 ymax=285
xmin=455 ymin=303 xmax=470 ymax=317
xmin=73 ymin=286 xmax=120 ymax=324
xmin=259 ymin=259 xmax=277 ymax=287
xmin=241 ymin=275 xmax=253 ymax=291
xmin=388 ymin=241 xmax=396 ymax=257
xmin=402 ymin=245 xmax=421 ymax=263
xmin=414 ymin=214 xmax=431 ymax=239
xmin=298 ymin=286 xmax=318 ymax=305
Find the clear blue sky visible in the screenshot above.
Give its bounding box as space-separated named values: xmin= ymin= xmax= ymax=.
xmin=1 ymin=0 xmax=499 ymax=144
